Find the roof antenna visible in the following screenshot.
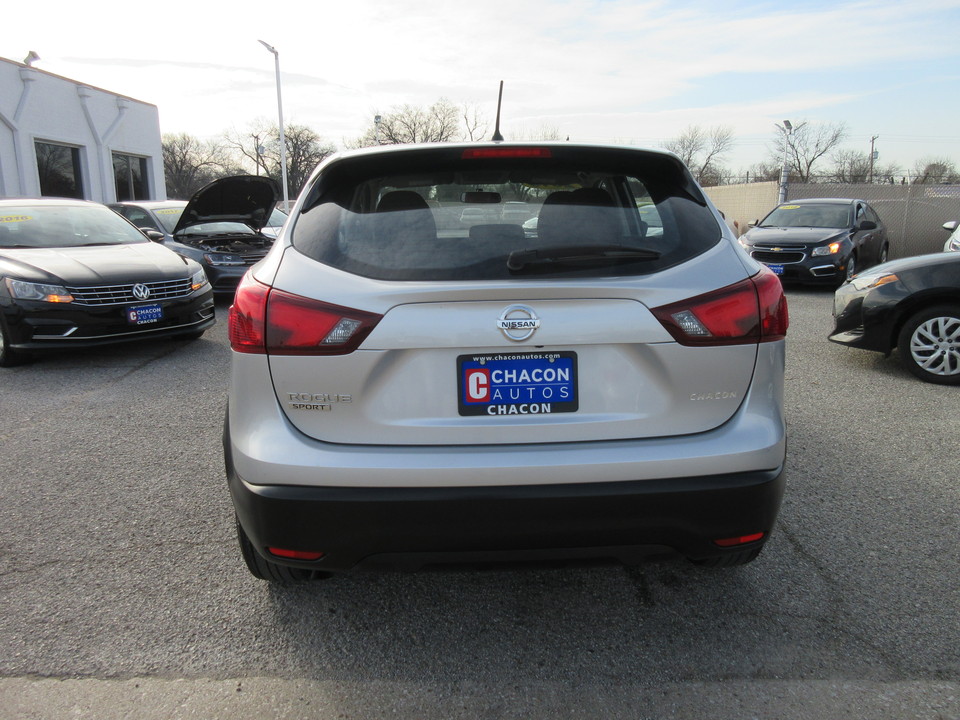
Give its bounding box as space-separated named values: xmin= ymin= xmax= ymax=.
xmin=491 ymin=80 xmax=505 ymax=142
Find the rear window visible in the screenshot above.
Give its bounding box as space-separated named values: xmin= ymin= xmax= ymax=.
xmin=292 ymin=145 xmax=721 ymax=281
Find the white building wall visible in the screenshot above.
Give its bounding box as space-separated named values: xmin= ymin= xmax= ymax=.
xmin=0 ymin=57 xmax=164 ymax=201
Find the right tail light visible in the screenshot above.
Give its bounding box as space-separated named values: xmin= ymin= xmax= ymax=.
xmin=652 ymin=266 xmax=788 ymax=346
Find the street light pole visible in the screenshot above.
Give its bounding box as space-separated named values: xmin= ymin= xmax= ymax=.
xmin=258 ymin=40 xmax=290 ymax=212
xmin=778 ymin=120 xmax=793 ymax=204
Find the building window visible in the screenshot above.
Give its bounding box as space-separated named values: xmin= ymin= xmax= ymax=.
xmin=113 ymin=153 xmax=149 ymax=201
xmin=35 ymin=141 xmax=84 ymax=199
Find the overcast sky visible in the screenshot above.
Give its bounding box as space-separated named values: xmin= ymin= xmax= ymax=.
xmin=5 ymin=0 xmax=960 ymax=174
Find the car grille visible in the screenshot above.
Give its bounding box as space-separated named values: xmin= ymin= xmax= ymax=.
xmin=751 ymin=250 xmax=805 ymax=264
xmin=66 ymin=278 xmax=194 ymax=306
xmin=243 ymin=251 xmax=268 ymax=265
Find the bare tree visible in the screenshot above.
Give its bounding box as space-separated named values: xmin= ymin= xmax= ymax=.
xmin=830 ymin=150 xmax=901 ymax=184
xmin=511 ymin=123 xmax=564 ymax=141
xmin=354 ymin=99 xmax=463 ymax=146
xmin=161 ymin=133 xmax=233 ymax=199
xmin=224 ymin=121 xmax=335 ymax=196
xmin=461 ymin=103 xmax=489 ymax=142
xmin=911 ymin=156 xmax=960 ymax=184
xmin=771 ymin=122 xmax=848 ymax=182
xmin=663 ymin=125 xmax=734 ymax=185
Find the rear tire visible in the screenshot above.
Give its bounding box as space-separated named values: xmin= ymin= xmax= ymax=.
xmin=235 ymin=516 xmax=332 ymax=582
xmin=897 ymin=305 xmax=960 ymax=385
xmin=837 ymin=253 xmax=857 ymax=287
xmin=877 ymin=244 xmax=889 ymax=265
xmin=690 ymin=546 xmax=763 ymax=568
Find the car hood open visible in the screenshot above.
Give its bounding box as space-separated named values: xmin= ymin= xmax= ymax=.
xmin=173 ymin=175 xmax=278 ymax=235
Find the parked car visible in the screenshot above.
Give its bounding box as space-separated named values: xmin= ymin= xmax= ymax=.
xmin=942 ymin=221 xmax=960 ymax=252
xmin=224 ymin=142 xmax=789 ymax=581
xmin=738 ymin=198 xmax=889 ymax=287
xmin=829 ymin=252 xmax=960 ymax=384
xmin=110 ymin=175 xmax=279 ymax=295
xmin=0 ymin=198 xmax=214 ymax=367
xmin=259 ymin=207 xmax=288 ymax=239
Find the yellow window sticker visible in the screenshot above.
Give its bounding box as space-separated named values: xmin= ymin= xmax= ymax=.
xmin=779 ymin=205 xmax=801 ymax=210
xmin=156 ymin=208 xmax=182 ymax=215
xmin=0 ymin=215 xmax=32 ymax=223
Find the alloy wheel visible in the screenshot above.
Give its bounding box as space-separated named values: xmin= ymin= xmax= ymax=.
xmin=910 ymin=315 xmax=960 ymax=377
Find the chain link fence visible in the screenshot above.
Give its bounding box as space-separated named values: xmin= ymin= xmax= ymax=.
xmin=705 ymin=182 xmax=960 ymax=258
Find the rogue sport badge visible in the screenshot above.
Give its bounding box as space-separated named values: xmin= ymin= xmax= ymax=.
xmin=132 ymin=283 xmax=151 ymax=300
xmin=497 ymin=305 xmax=541 ymax=342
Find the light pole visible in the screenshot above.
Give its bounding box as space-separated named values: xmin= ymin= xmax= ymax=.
xmin=777 ymin=120 xmax=793 ymax=204
xmin=258 ymin=40 xmax=290 ymax=212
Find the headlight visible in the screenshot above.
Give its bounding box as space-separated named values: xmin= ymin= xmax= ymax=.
xmin=190 ymin=269 xmax=210 ymax=292
xmin=4 ymin=278 xmax=73 ymax=303
xmin=947 ymin=236 xmax=960 ymax=253
xmin=849 ymin=272 xmax=899 ymax=291
xmin=203 ymin=253 xmax=246 ymax=266
xmin=812 ymin=242 xmax=842 ymax=256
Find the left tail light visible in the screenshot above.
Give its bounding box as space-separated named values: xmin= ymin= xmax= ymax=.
xmin=651 ymin=266 xmax=788 ymax=346
xmin=228 ymin=274 xmax=382 ymax=355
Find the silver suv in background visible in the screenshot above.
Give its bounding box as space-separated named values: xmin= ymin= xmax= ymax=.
xmin=224 ymin=143 xmax=789 ymax=581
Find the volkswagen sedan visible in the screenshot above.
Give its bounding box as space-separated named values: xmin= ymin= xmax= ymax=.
xmin=0 ymin=198 xmax=214 ymax=367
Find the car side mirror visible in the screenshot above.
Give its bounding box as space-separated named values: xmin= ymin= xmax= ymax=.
xmin=748 ymin=220 xmax=758 ymax=228
xmin=943 ymin=221 xmax=958 ymax=232
xmin=141 ymin=228 xmax=165 ymax=242
xmin=858 ymin=220 xmax=877 ymax=231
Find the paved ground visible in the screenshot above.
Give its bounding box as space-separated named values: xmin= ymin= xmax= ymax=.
xmin=0 ymin=289 xmax=957 ymax=719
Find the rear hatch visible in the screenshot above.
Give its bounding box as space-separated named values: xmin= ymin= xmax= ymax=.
xmin=245 ymin=144 xmax=783 ymax=446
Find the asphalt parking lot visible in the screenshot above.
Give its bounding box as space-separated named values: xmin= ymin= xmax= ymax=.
xmin=0 ymin=289 xmax=957 ymax=719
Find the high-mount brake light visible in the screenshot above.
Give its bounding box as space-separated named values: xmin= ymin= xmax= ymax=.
xmin=651 ymin=266 xmax=788 ymax=346
xmin=228 ymin=274 xmax=382 ymax=355
xmin=462 ymin=147 xmax=553 ymax=159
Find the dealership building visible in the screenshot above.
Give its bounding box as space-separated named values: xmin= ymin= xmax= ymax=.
xmin=0 ymin=55 xmax=164 ymax=203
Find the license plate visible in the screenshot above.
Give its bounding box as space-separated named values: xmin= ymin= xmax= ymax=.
xmin=457 ymin=351 xmax=578 ymax=416
xmin=765 ymin=263 xmax=784 ymax=276
xmin=127 ymin=303 xmax=163 ymax=324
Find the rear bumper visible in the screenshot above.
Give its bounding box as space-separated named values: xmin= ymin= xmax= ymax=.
xmin=227 ymin=454 xmax=786 ymax=572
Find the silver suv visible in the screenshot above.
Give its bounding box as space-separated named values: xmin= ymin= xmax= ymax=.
xmin=224 ymin=143 xmax=788 ymax=581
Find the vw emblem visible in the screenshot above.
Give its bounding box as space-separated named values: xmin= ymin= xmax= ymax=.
xmin=497 ymin=305 xmax=541 ymax=342
xmin=132 ymin=283 xmax=151 ymax=301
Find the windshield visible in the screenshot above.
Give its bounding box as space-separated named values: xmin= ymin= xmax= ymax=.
xmin=0 ymin=205 xmax=149 ymax=249
xmin=761 ymin=203 xmax=852 ymax=229
xmin=152 ymin=206 xmax=185 ymax=233
xmin=267 ymin=208 xmax=288 ymax=227
xmin=293 ymin=146 xmax=720 ymax=281
xmin=176 ymin=221 xmax=256 ymax=238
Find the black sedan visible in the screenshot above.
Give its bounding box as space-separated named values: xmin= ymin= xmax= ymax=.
xmin=0 ymin=198 xmax=215 ymax=367
xmin=109 ymin=175 xmax=279 ymax=296
xmin=739 ymin=198 xmax=889 ymax=287
xmin=829 ymin=252 xmax=960 ymax=384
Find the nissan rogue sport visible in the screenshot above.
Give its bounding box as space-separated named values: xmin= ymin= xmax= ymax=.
xmin=224 ymin=142 xmax=788 ymax=581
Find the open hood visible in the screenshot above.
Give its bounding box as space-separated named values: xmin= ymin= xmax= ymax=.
xmin=173 ymin=175 xmax=278 ymax=235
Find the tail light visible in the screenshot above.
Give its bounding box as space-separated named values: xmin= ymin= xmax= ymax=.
xmin=713 ymin=532 xmax=765 ymax=547
xmin=228 ymin=273 xmax=382 ymax=355
xmin=652 ymin=266 xmax=788 ymax=346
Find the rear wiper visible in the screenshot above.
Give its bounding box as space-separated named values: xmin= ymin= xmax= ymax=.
xmin=507 ymin=244 xmax=660 ymax=271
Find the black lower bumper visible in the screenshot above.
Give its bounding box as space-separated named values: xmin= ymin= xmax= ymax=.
xmin=228 ymin=454 xmax=786 ymax=573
